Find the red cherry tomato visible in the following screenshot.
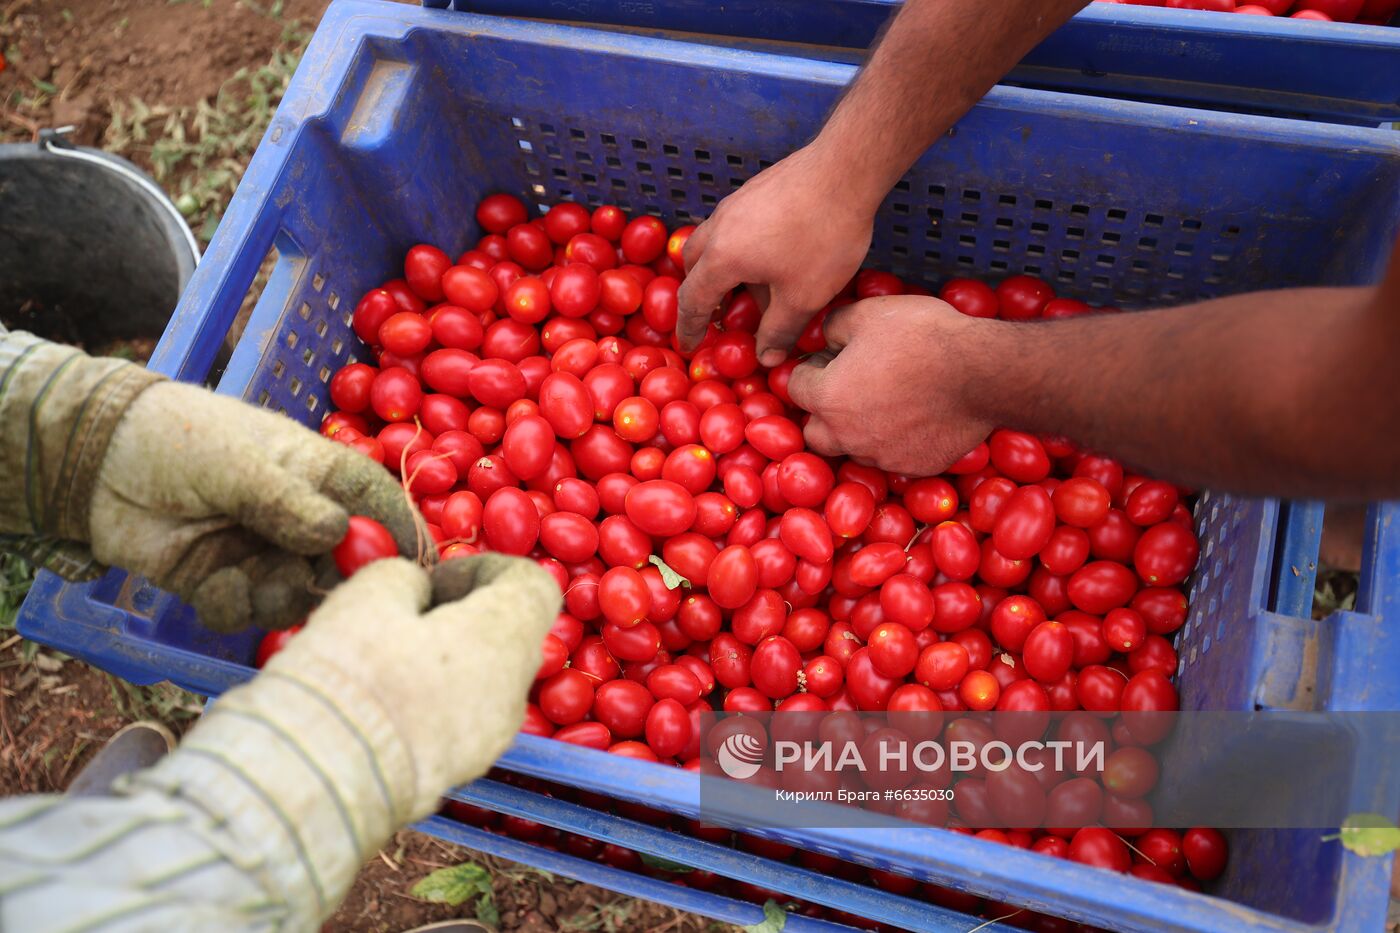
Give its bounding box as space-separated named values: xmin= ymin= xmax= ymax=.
xmin=612 ymin=395 xmax=659 ymax=443
xmin=1076 ymin=664 xmax=1127 ymax=713
xmin=352 ymin=289 xmax=398 ymax=345
xmin=482 ymin=487 xmax=541 ymax=555
xmin=542 ymin=202 xmax=590 ymax=244
xmin=988 ymin=430 xmax=1051 ymax=483
xmin=331 ymin=516 xmax=399 ymax=577
xmin=1068 ymin=561 xmax=1140 ymax=614
xmin=1040 ymin=525 xmax=1091 ymax=577
xmin=1133 ymin=522 xmax=1201 ymax=587
xmin=645 ymin=698 xmax=692 ymax=758
xmin=538 ymin=669 xmax=595 ymax=725
xmin=992 ymin=485 xmax=1056 ymax=560
xmin=880 ymin=574 xmax=934 ymax=631
xmin=506 ymin=223 xmax=554 ymax=271
xmin=1125 ymin=479 xmax=1180 ymax=526
xmin=255 ymin=625 xmax=302 ymax=667
xmin=1102 ymin=607 xmax=1147 ymax=653
xmin=546 ymin=264 xmax=599 ymax=318
xmin=368 ymin=367 xmax=421 ymax=423
xmin=476 ymin=193 xmax=528 ymax=234
xmin=329 ymin=363 xmax=377 ymax=413
xmin=621 ymin=216 xmax=667 ymax=265
xmin=959 ymin=669 xmax=1001 ymax=711
xmin=1050 ymin=477 xmax=1109 ymax=528
xmin=662 ymin=444 xmax=717 ymax=495
xmin=915 ymin=641 xmax=970 ymax=691
xmin=1182 ymin=827 xmax=1229 ymax=881
xmin=776 ymin=452 xmax=835 ymax=509
xmin=602 ymin=619 xmax=661 ymax=663
xmin=1022 ymin=621 xmax=1074 ymax=683
xmin=708 ymin=545 xmax=759 ymax=609
xmin=996 ymin=275 xmax=1054 ymax=320
xmin=825 ymin=482 xmax=876 ymax=539
xmin=622 ymin=480 xmax=696 ymax=537
xmin=867 ymin=622 xmax=919 ymax=678
xmin=780 ymin=508 xmax=834 ymax=564
xmin=378 ymin=311 xmax=433 ymax=357
xmin=539 ymin=372 xmax=594 ymax=439
xmin=940 ymin=278 xmax=999 ymax=318
xmin=405 ymin=449 xmax=457 ymax=495
xmin=404 ymin=244 xmax=451 ymax=302
xmin=751 ymin=635 xmax=802 ymax=698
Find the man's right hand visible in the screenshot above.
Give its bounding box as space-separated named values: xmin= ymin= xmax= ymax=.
xmin=676 ymin=144 xmax=876 ymax=364
xmin=786 ymin=295 xmax=999 ymax=476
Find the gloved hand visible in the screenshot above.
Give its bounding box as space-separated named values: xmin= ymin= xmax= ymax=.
xmin=260 ymin=554 xmax=559 ymax=816
xmin=0 ymin=332 xmax=417 ymax=631
xmin=135 ymin=554 xmax=560 ymax=927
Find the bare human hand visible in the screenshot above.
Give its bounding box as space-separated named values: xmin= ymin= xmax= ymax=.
xmin=676 ymin=144 xmax=876 ymax=364
xmin=785 ymin=295 xmax=999 ymax=476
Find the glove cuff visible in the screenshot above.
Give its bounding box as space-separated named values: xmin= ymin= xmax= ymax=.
xmin=0 ymin=533 xmax=106 ymax=581
xmin=0 ymin=332 xmax=164 ymax=543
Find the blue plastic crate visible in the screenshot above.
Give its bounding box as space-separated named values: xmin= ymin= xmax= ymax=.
xmin=15 ymin=2 xmax=1400 ymax=929
xmin=416 ymin=812 xmax=874 ymax=932
xmin=435 ymin=0 xmax=1400 ymax=125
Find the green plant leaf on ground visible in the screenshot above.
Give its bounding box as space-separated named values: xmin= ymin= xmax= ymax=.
xmin=741 ymin=900 xmax=787 ymax=933
xmin=0 ymin=553 xmax=37 ymax=632
xmin=410 ymin=861 xmax=496 ymax=915
xmin=1322 ymin=813 xmax=1400 ymax=857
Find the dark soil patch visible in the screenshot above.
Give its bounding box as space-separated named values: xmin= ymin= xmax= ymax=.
xmin=1 ymin=0 xmax=328 ymax=145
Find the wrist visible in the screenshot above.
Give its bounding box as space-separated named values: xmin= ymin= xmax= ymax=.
xmin=133 ymin=671 xmax=409 ymax=929
xmin=133 ymin=654 xmax=423 ymax=927
xmin=796 ymin=137 xmax=887 ymax=219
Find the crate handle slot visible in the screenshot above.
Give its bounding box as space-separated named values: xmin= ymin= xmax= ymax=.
xmin=1258 ymin=502 xmax=1400 ymax=711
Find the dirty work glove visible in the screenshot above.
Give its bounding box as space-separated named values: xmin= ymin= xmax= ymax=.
xmin=132 ymin=554 xmax=559 ymax=928
xmin=0 ymin=331 xmax=417 ymax=631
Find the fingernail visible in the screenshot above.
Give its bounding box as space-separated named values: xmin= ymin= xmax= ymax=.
xmin=760 ymin=349 xmax=786 ymax=367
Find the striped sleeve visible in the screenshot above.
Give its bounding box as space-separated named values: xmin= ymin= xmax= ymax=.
xmin=0 ymin=791 xmax=284 ymax=933
xmin=0 ymin=657 xmax=418 ymax=932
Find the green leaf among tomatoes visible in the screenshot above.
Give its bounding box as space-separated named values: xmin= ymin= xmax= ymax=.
xmin=648 ymin=553 xmax=691 ymax=590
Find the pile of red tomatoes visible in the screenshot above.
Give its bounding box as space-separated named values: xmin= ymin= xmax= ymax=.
xmin=303 ymin=192 xmax=1226 ymax=930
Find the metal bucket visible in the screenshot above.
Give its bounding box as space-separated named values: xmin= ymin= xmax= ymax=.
xmin=0 ymin=133 xmax=199 ymax=347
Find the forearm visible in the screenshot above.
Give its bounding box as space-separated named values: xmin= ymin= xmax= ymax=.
xmin=0 ymin=791 xmax=280 ymax=931
xmin=810 ymin=0 xmax=1089 ymax=209
xmin=973 ymin=286 xmax=1400 ymax=499
xmin=0 ymin=668 xmax=416 ymax=931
